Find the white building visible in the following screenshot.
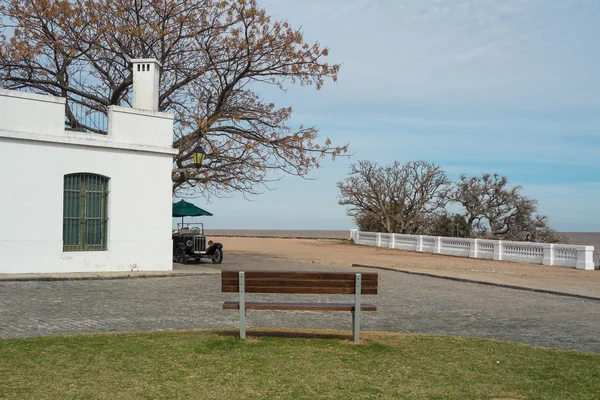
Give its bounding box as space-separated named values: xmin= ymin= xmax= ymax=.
xmin=0 ymin=59 xmax=177 ymax=274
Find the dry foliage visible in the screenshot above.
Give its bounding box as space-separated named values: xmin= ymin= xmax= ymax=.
xmin=337 ymin=160 xmax=450 ymax=234
xmin=338 ymin=161 xmax=561 ymax=243
xmin=0 ymin=0 xmax=347 ymax=196
xmin=448 ymin=174 xmax=562 ymax=242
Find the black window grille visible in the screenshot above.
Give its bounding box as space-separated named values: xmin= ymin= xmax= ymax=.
xmin=63 ymin=173 xmax=109 ymax=251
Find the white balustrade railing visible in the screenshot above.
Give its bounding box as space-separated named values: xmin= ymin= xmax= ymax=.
xmin=349 ymin=230 xmax=595 ymax=270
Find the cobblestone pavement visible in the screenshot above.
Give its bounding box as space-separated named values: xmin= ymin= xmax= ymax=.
xmin=1 ymin=254 xmax=598 ymax=353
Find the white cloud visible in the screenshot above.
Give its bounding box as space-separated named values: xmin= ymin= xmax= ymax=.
xmin=261 ymin=0 xmax=600 ymax=109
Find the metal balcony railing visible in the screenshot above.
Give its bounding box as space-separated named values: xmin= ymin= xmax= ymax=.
xmin=65 ymin=101 xmax=108 ymax=134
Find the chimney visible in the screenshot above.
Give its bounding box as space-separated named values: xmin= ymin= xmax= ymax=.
xmin=131 ymin=58 xmax=161 ymax=112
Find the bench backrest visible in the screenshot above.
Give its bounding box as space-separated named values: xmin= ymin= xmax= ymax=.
xmin=221 ymin=271 xmax=378 ymax=294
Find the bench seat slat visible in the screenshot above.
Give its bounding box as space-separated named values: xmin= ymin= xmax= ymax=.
xmin=222 ymin=301 xmax=377 ymax=312
xmin=222 ymin=270 xmax=378 ymax=281
xmin=222 ymin=278 xmax=378 ymax=289
xmin=222 ymin=286 xmax=378 ymax=294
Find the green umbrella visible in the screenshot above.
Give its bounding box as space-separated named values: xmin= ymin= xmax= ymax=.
xmin=172 ymin=200 xmax=213 ymax=226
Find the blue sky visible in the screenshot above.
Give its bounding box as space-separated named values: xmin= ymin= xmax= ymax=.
xmin=186 ymin=0 xmax=600 ymax=232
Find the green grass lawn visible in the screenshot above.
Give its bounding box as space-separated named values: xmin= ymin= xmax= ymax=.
xmin=1 ymin=329 xmax=598 ymax=400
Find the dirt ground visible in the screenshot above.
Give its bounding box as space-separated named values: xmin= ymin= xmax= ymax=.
xmin=211 ymin=237 xmax=600 ymax=298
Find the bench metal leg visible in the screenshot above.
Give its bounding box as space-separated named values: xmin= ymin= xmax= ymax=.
xmin=239 ymin=271 xmax=246 ymax=340
xmin=353 ymin=273 xmax=361 ymax=343
xmin=352 ymin=311 xmax=360 ymax=342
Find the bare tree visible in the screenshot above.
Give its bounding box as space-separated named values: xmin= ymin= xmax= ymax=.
xmin=448 ymin=174 xmax=561 ymax=242
xmin=353 ymin=211 xmax=386 ymax=233
xmin=337 ymin=160 xmax=450 ymax=234
xmin=423 ymin=213 xmax=470 ymax=238
xmin=0 ymin=0 xmax=347 ymax=196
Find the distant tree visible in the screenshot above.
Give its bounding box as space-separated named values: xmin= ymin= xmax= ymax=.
xmin=337 ymin=160 xmax=450 ymax=234
xmin=0 ymin=0 xmax=346 ymax=196
xmin=354 ymin=211 xmax=386 ymax=232
xmin=340 ymin=161 xmax=561 ymax=243
xmin=448 ymin=174 xmax=562 ymax=242
xmin=425 ymin=213 xmax=470 ymax=238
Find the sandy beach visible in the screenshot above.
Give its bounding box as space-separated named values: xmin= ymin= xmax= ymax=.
xmin=210 ymin=236 xmax=600 ymax=298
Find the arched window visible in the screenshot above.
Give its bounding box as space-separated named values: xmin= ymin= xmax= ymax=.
xmin=63 ymin=173 xmax=109 ymax=251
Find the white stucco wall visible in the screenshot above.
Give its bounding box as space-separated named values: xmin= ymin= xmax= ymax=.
xmin=108 ymin=106 xmax=173 ymax=148
xmin=0 ymin=89 xmax=66 ymax=136
xmin=0 ymin=89 xmax=177 ymax=273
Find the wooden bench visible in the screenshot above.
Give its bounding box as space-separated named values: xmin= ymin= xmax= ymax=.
xmin=222 ymin=270 xmax=378 ymax=342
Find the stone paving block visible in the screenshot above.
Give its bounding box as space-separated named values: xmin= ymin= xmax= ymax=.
xmin=0 ymin=254 xmax=598 ymax=353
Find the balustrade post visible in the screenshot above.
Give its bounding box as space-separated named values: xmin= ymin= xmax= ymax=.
xmin=377 ymin=233 xmax=382 ymax=247
xmin=469 ymin=239 xmax=479 ymax=258
xmin=493 ymin=240 xmax=503 ymax=261
xmin=434 ymin=237 xmax=442 ymax=254
xmin=353 ymin=230 xmax=359 ymax=244
xmin=417 ymin=235 xmax=423 ymax=252
xmin=576 ymin=246 xmax=595 ymax=270
xmin=391 ymin=234 xmax=396 ymax=249
xmin=542 ymin=244 xmax=554 ymax=266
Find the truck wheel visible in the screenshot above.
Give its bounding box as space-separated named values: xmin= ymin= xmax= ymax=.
xmin=212 ymin=248 xmax=223 ymax=264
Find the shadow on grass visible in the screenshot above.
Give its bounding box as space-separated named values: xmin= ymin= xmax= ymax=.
xmin=216 ymin=329 xmax=353 ymax=341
